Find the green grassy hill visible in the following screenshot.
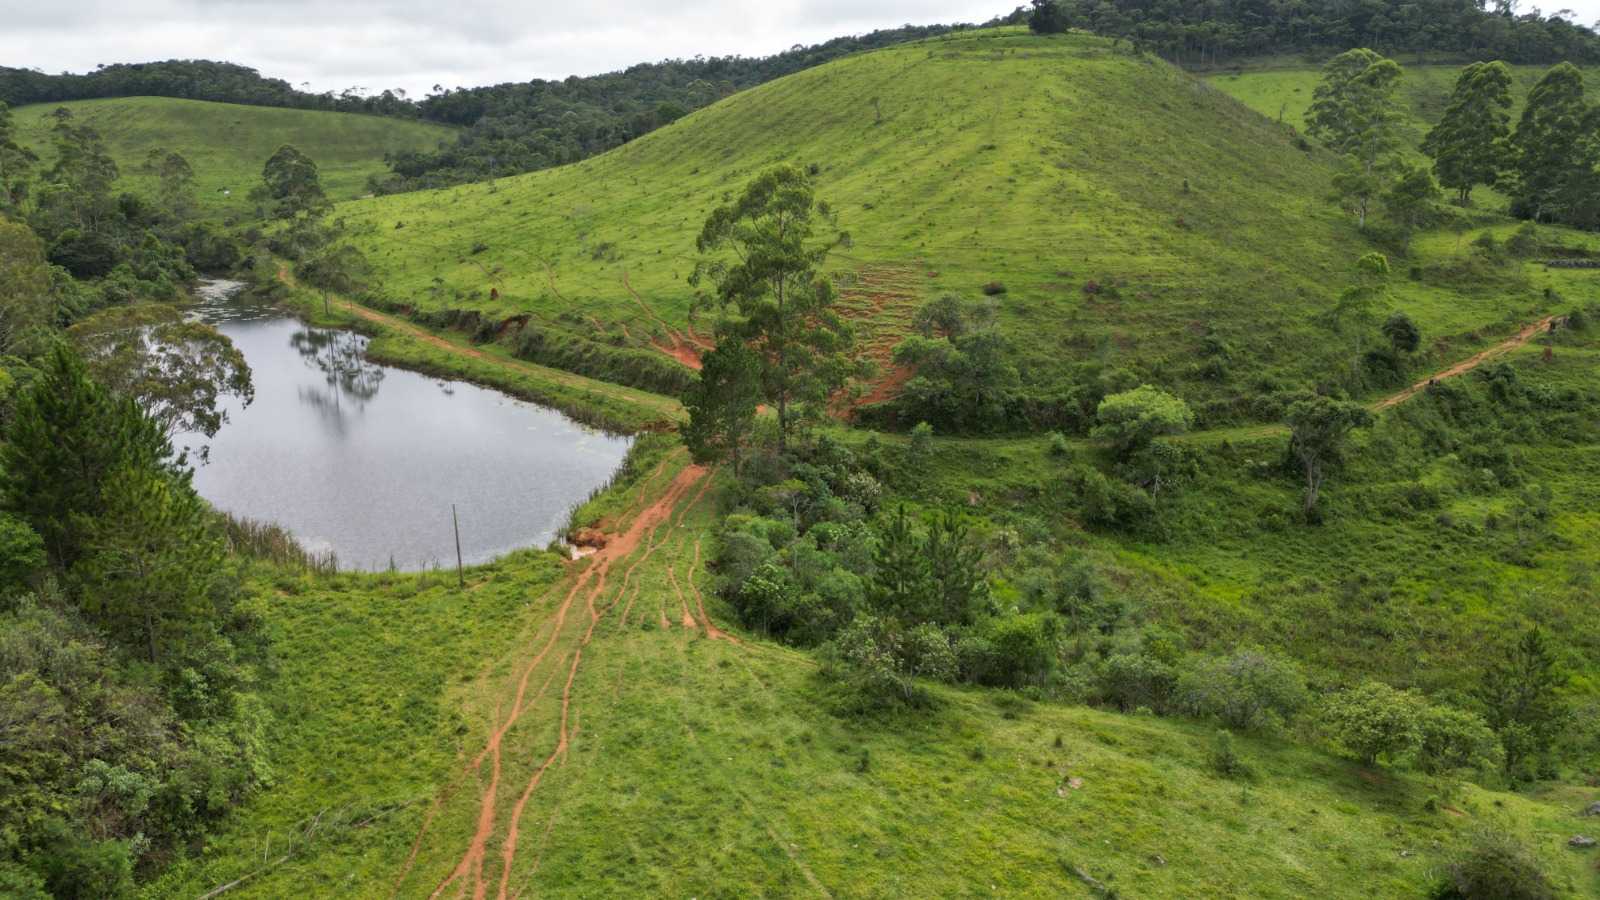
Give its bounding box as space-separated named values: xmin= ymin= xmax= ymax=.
xmin=334 ymin=28 xmax=1563 ymax=422
xmin=132 ymin=29 xmax=1600 ymax=899
xmin=10 ymin=96 xmax=453 ymax=219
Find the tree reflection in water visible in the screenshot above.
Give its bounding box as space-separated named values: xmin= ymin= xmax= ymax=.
xmin=289 ymin=328 xmax=385 ymax=428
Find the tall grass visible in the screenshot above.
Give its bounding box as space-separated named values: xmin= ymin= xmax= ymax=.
xmin=219 ymin=512 xmax=339 ymax=575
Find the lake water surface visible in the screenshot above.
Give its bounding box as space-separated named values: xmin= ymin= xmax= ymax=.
xmin=185 ymin=280 xmax=631 ymax=571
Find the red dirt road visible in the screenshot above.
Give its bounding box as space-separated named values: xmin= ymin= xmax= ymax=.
xmin=407 ymin=462 xmax=709 ymax=900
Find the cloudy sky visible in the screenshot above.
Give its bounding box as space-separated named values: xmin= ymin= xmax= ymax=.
xmin=1 ymin=1 xmax=1010 ymax=98
xmin=5 ymin=2 xmax=1599 ymax=98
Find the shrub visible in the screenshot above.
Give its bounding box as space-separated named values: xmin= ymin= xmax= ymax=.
xmin=1321 ymin=680 xmax=1423 ymax=766
xmin=1092 ymin=385 xmax=1194 ymax=458
xmin=1209 ymin=729 xmax=1252 ymax=779
xmin=821 ymin=615 xmax=929 ymax=711
xmin=1066 ymin=465 xmax=1156 ymax=532
xmin=957 ymin=614 xmax=1060 ymax=688
xmin=1095 ymin=648 xmax=1178 ymax=712
xmin=1416 ymin=704 xmax=1502 ymax=775
xmin=0 ymin=514 xmax=44 ymax=599
xmin=1176 ymin=647 xmax=1310 ymax=732
xmin=1432 ymin=831 xmax=1556 ymax=900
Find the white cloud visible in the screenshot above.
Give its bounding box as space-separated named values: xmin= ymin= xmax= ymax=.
xmin=0 ymin=1 xmax=1009 ymax=97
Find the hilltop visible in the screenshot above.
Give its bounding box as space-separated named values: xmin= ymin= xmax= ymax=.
xmin=336 ymin=28 xmax=1559 ymax=425
xmin=9 ymin=96 xmax=453 ymax=219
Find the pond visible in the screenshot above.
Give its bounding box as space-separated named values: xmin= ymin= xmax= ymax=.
xmin=184 ymin=279 xmax=632 ymax=571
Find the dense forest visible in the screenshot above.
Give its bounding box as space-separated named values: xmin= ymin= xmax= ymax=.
xmin=0 ymin=60 xmax=416 ymax=118
xmin=1024 ymin=0 xmax=1600 ymax=66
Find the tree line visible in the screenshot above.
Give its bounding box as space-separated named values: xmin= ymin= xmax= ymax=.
xmin=1304 ymin=48 xmax=1600 ymax=232
xmin=1023 ymin=0 xmax=1600 ymax=66
xmin=0 ymin=59 xmax=415 ymax=118
xmin=0 ymin=105 xmax=355 ymax=897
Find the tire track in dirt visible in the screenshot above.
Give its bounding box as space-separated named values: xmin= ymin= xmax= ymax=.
xmin=623 ymin=270 xmax=706 ymax=371
xmin=542 ymin=262 xmax=570 ymax=306
xmin=686 ymin=538 xmax=737 ymax=644
xmin=422 ymin=463 xmax=707 ymax=899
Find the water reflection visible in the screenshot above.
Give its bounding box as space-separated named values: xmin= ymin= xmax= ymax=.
xmin=288 ymin=328 xmax=386 ymax=433
xmin=183 ymin=279 xmax=632 ymax=571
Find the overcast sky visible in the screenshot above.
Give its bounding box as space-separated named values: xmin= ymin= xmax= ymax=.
xmin=4 ymin=2 xmax=1599 ymax=98
xmin=0 ymin=2 xmax=1009 ymax=98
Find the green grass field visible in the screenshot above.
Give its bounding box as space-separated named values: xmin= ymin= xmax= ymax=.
xmin=329 ymin=28 xmax=1573 ymax=421
xmin=126 ymin=28 xmax=1600 ymax=898
xmin=1207 ymin=61 xmax=1600 ymax=141
xmin=146 ymin=443 xmax=1599 ymax=898
xmin=10 ymin=96 xmax=453 ymax=219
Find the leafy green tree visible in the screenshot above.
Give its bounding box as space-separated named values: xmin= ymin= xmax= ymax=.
xmin=143 ymin=148 xmax=196 ymax=220
xmin=1415 ymin=704 xmax=1502 ymax=775
xmin=75 ymin=463 xmax=225 ymax=665
xmin=252 ymin=144 xmax=331 ymax=220
xmin=1509 ymin=63 xmax=1600 ymax=224
xmin=1307 ymin=49 xmax=1404 ymax=173
xmin=0 ymin=347 xmax=174 ymax=569
xmin=1176 ymin=647 xmax=1310 ymax=733
xmin=682 ymin=339 xmax=761 ymax=474
xmin=869 ymin=504 xmax=933 ymax=622
xmin=38 ymin=109 xmax=118 ymax=231
xmin=1285 ymin=394 xmax=1374 ymax=519
xmin=1382 ymin=311 xmax=1421 ymax=354
xmin=1422 ymin=61 xmax=1514 ymax=205
xmin=892 ymin=329 xmax=1020 ymax=433
xmin=0 ymin=514 xmax=44 ymax=598
xmin=69 ymin=304 xmax=254 ymax=460
xmin=1329 ymin=252 xmax=1391 ymax=381
xmin=693 ymin=166 xmax=855 ymax=452
xmin=1383 ymin=164 xmax=1442 ymax=247
xmin=1477 ymin=627 xmax=1568 ymax=777
xmin=1321 ymin=680 xmax=1423 ymax=766
xmin=1308 ymin=49 xmax=1404 ymax=226
xmin=1091 ymin=384 xmax=1194 ymax=458
xmin=298 ymin=243 xmax=373 ymax=314
xmin=1329 ymin=157 xmax=1385 ymax=229
xmin=0 ymin=101 xmax=39 ymax=214
xmin=0 ymin=219 xmax=56 ymax=356
xmin=1028 ymin=0 xmax=1071 ymax=34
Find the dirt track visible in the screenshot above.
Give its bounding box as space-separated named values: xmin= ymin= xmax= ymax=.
xmin=388 ymin=458 xmax=737 ymax=900
xmin=1374 ymin=315 xmax=1562 ymax=410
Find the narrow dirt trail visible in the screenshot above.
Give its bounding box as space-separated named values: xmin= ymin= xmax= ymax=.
xmin=622 ymin=270 xmax=706 ymax=370
xmin=410 ymin=461 xmax=709 ymax=900
xmin=274 ymin=264 xmax=679 ymax=421
xmin=1374 ymin=315 xmax=1562 ymax=410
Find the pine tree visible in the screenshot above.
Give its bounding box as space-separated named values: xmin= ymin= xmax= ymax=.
xmin=75 ymin=464 xmax=225 ymax=665
xmin=1478 ymin=627 xmax=1568 ymax=777
xmin=682 ymin=338 xmax=761 ymax=474
xmin=1422 ymin=61 xmax=1513 ymax=205
xmin=0 ymin=346 xmax=176 ymax=569
xmin=869 ymin=505 xmax=933 ymax=622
